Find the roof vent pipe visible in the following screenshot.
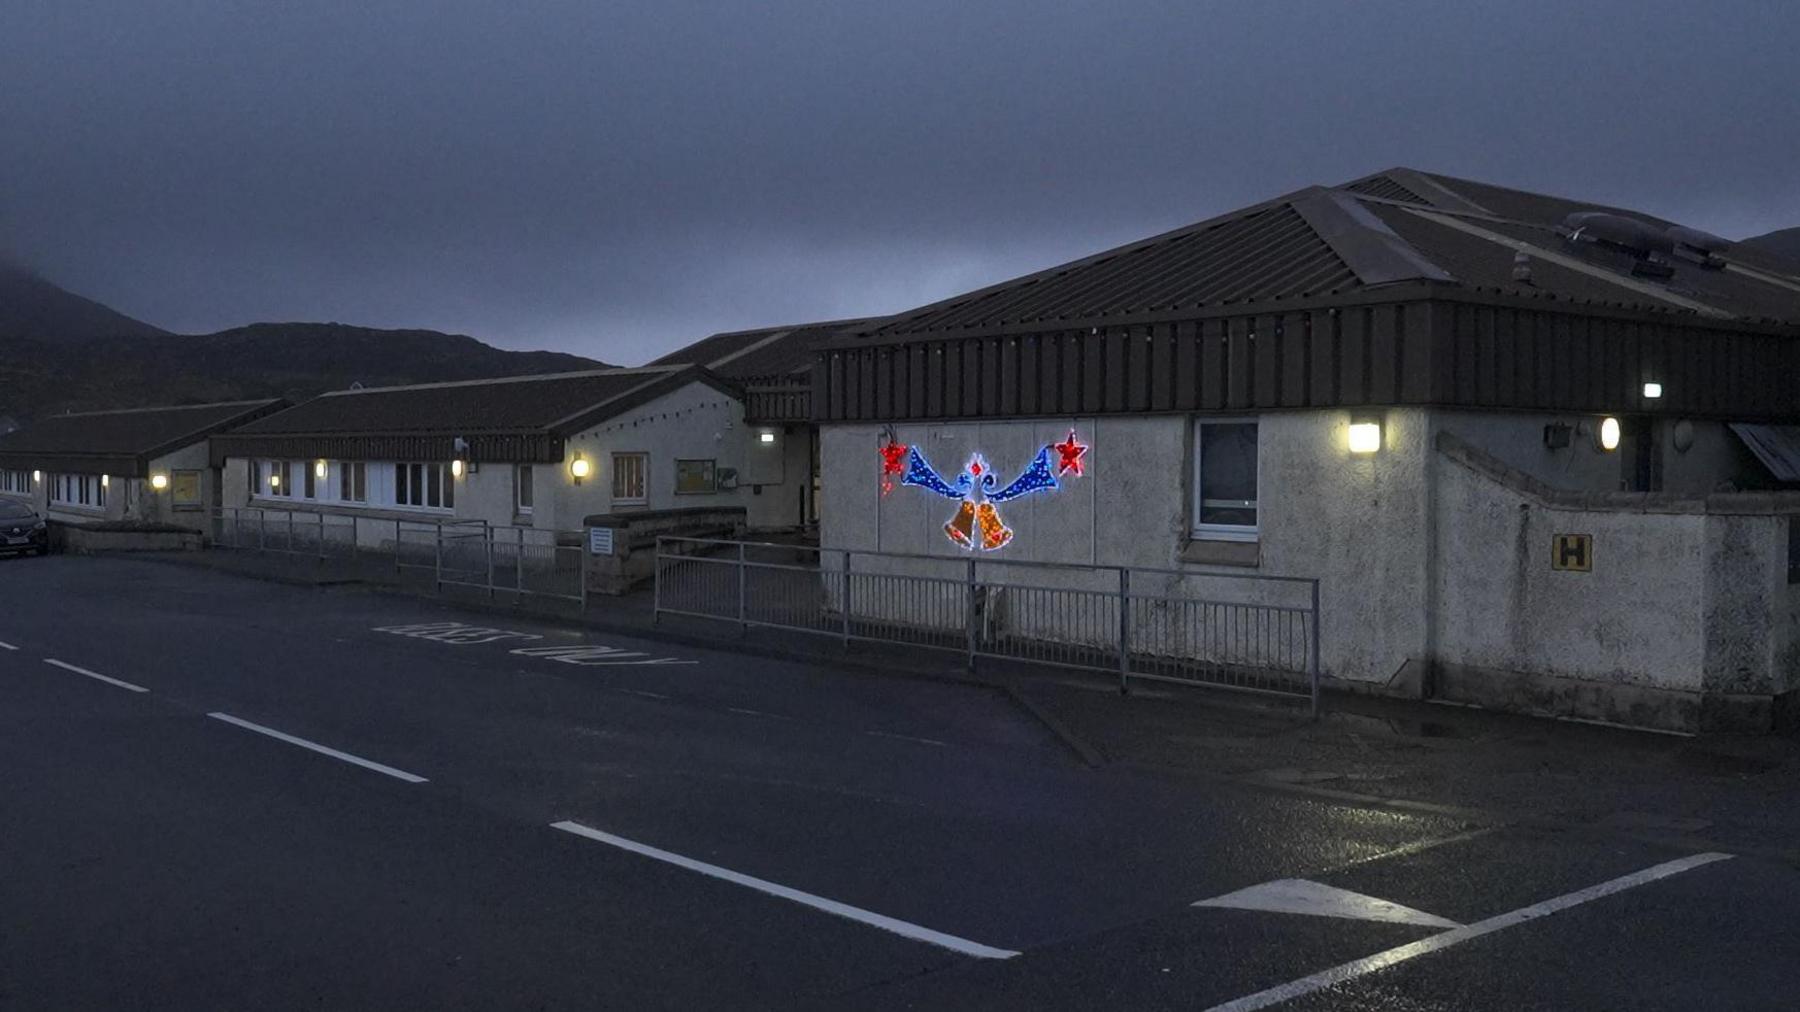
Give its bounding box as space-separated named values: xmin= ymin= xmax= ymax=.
xmin=1511 ymin=251 xmax=1534 ymax=286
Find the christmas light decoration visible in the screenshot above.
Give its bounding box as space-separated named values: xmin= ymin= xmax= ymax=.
xmin=1052 ymin=429 xmax=1088 ymax=476
xmin=878 ymin=440 xmax=909 ymax=495
xmin=889 ymin=435 xmax=1088 ymax=551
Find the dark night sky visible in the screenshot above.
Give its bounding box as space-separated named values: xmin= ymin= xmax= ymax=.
xmin=4 ymin=1 xmax=1797 ymax=363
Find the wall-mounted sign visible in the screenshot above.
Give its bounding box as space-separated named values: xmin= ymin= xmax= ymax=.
xmin=589 ymin=527 xmax=615 ymax=556
xmin=1551 ymin=533 xmax=1592 ymax=572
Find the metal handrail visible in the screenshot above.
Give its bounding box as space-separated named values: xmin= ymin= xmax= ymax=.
xmin=653 ymin=535 xmax=1323 ymax=713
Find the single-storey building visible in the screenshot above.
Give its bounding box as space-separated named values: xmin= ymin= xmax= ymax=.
xmin=210 ymin=364 xmax=806 ymax=535
xmin=813 ymin=167 xmax=1800 ymax=732
xmin=0 ymin=399 xmax=287 ymax=528
xmin=649 ymin=317 xmax=878 ymax=529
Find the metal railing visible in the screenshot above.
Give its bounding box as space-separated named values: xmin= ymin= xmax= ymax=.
xmin=653 ymin=537 xmax=1321 ymax=711
xmin=209 ymin=506 xmax=586 ymax=605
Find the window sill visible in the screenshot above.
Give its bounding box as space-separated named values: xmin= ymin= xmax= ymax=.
xmin=513 ymin=513 xmax=534 ymax=526
xmin=1180 ymin=538 xmax=1261 ymax=568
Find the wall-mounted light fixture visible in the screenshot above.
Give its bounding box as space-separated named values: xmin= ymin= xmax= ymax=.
xmin=269 ymin=471 xmax=281 ymax=488
xmin=570 ymin=455 xmax=591 ymax=485
xmin=1347 ymin=416 xmax=1382 ymax=454
xmin=451 ymin=458 xmax=465 ymax=478
xmin=100 ymin=474 xmax=109 ymax=489
xmin=314 ymin=459 xmax=328 ymax=480
xmin=1543 ymin=422 xmax=1574 ymax=449
xmin=759 ymin=431 xmax=777 ymax=444
xmin=1643 ymin=382 xmax=1663 ymax=399
xmin=32 ymin=470 xmax=40 ymax=483
xmin=1597 ymin=416 xmax=1621 ymax=452
xmin=150 ymin=473 xmax=169 ymax=491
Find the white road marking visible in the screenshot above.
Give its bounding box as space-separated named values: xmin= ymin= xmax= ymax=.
xmin=43 ymin=658 xmax=149 ymax=693
xmin=622 ymin=688 xmax=671 ymax=700
xmin=1310 ymin=827 xmax=1500 ymax=878
xmin=550 ymin=820 xmax=1020 ymax=960
xmin=864 ymin=730 xmax=948 ymax=748
xmin=206 ymin=712 xmax=429 ymax=783
xmin=728 ymin=707 xmax=790 ymax=719
xmin=1204 ymin=851 xmax=1733 ymax=1011
xmin=1195 ymin=879 xmax=1462 ymax=929
xmin=0 ymin=638 xmax=19 ymax=651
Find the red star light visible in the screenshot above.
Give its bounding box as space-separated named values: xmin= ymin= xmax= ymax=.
xmin=1052 ymin=430 xmax=1088 ymax=476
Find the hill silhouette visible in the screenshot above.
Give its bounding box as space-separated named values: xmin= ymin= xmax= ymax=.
xmin=0 ymin=266 xmax=606 ymax=422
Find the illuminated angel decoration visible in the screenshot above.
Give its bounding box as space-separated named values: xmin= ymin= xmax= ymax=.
xmin=897 ymin=439 xmax=1079 ymax=551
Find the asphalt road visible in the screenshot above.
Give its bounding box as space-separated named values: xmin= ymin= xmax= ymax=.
xmin=2 ymin=555 xmax=1797 ymax=1010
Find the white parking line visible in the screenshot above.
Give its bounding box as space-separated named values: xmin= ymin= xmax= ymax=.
xmin=43 ymin=658 xmax=149 ymax=693
xmin=207 ymin=712 xmax=429 ymax=783
xmin=550 ymin=820 xmax=1020 ymax=960
xmin=1204 ymin=851 xmax=1733 ymax=1011
xmin=0 ymin=639 xmax=19 ymax=651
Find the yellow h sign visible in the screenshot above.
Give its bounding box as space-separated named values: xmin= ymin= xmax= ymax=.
xmin=1552 ymin=534 xmax=1592 ymax=572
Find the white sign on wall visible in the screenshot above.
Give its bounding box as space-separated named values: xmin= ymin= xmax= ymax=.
xmin=589 ymin=527 xmax=615 ymax=556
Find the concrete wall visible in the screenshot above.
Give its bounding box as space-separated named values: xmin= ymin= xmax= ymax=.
xmin=1431 ymin=435 xmax=1800 ymax=730
xmin=1434 ymin=411 xmax=1755 ymax=495
xmin=138 ymin=442 xmax=215 ymax=531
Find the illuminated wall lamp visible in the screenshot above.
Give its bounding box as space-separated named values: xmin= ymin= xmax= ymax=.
xmin=451 ymin=458 xmax=465 ymax=478
xmin=759 ymin=431 xmax=777 ymax=444
xmin=101 ymin=474 xmax=110 ymax=489
xmin=570 ymin=456 xmax=591 ymax=485
xmin=1643 ymin=382 xmax=1663 ymax=399
xmin=1597 ymin=416 xmax=1621 ymax=452
xmin=150 ymin=473 xmax=169 ymax=491
xmin=32 ymin=470 xmax=41 ymax=483
xmin=1347 ymin=417 xmax=1383 ymax=454
xmin=314 ymin=459 xmax=328 ymax=479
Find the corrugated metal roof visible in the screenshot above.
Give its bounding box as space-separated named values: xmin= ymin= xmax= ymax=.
xmin=871 ymin=197 xmax=1363 ymax=337
xmin=860 ymin=168 xmax=1800 ymax=343
xmin=0 ymin=399 xmax=285 ymax=460
xmin=1343 ymin=173 xmax=1432 ymax=205
xmin=227 ymin=367 xmax=727 ymax=438
xmin=1731 ymin=424 xmax=1800 ymax=483
xmin=651 ymin=318 xmax=876 ymax=379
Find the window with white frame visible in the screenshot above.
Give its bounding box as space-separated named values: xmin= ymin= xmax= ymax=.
xmin=0 ymin=469 xmax=29 ymax=494
xmin=339 ymin=461 xmax=367 ymax=503
xmin=395 ymin=462 xmax=454 ymax=510
xmin=1191 ymin=420 xmax=1259 ymax=541
xmin=50 ymin=473 xmax=106 ymax=509
xmin=260 ymin=460 xmax=291 ymax=497
xmin=302 ymin=460 xmax=321 ymax=499
xmin=516 ymin=464 xmax=533 ymax=514
xmin=612 ymin=452 xmax=647 ymax=505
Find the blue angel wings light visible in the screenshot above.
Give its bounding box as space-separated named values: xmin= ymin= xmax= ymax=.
xmin=899 ymin=446 xmax=970 ymax=499
xmin=988 ymin=447 xmax=1059 ymax=503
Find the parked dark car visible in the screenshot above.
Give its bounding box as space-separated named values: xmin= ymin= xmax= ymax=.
xmin=0 ymin=500 xmax=48 ymax=556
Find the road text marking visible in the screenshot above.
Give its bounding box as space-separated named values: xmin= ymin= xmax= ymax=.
xmin=550 ymin=820 xmax=1020 ymax=960
xmin=207 ymin=712 xmax=429 ymax=783
xmin=1196 ymin=879 xmax=1461 ymax=929
xmin=1205 ymin=851 xmax=1733 ymax=1011
xmin=44 ymin=658 xmax=149 ymax=693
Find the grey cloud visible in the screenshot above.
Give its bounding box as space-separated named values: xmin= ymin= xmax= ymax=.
xmin=4 ymin=0 xmax=1797 ymax=362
